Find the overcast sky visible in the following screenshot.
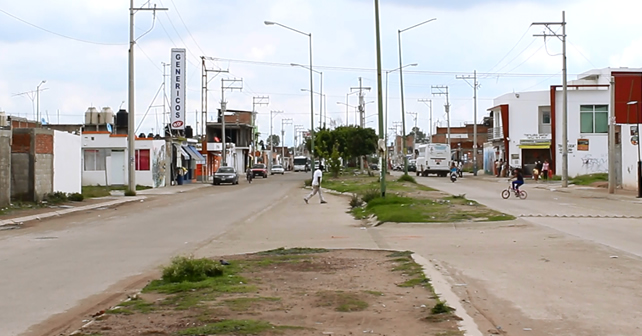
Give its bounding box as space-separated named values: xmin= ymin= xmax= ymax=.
xmin=1 ymin=0 xmax=642 ymax=146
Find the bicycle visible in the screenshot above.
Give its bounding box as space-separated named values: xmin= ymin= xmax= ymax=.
xmin=501 ymin=181 xmax=527 ymax=200
xmin=246 ymin=171 xmax=253 ymax=183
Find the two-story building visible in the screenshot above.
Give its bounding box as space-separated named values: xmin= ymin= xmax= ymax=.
xmin=204 ymin=109 xmax=254 ymax=175
xmin=485 ymin=67 xmax=642 ymax=189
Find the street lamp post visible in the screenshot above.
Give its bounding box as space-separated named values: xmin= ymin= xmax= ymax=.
xmin=397 ymin=18 xmax=436 ymax=175
xmin=36 ymin=80 xmax=46 ymax=123
xmin=385 ymin=64 xmax=417 ymax=175
xmin=292 ymin=64 xmax=323 ymax=128
xmin=265 ymin=21 xmax=315 ymax=177
xmin=302 ymin=89 xmax=326 ymax=126
xmin=628 ymin=101 xmax=642 ymax=198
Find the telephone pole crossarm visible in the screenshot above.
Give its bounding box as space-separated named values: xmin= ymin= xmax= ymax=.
xmin=456 ymin=71 xmax=480 ymax=176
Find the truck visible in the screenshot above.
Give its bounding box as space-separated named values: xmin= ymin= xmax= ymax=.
xmin=415 ymin=143 xmax=452 ymax=177
xmin=293 ymin=156 xmax=310 ymax=172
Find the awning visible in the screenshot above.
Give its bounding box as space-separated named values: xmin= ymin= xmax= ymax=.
xmin=519 ymin=143 xmax=551 ymax=149
xmin=186 ymin=145 xmax=206 ymax=164
xmin=174 ymin=144 xmax=190 ymax=159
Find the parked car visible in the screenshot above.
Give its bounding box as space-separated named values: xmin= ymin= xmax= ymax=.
xmin=251 ymin=164 xmax=268 ymax=178
xmin=271 ymin=164 xmax=285 ymax=175
xmin=369 ymin=163 xmax=379 ymax=171
xmin=213 ymin=166 xmax=239 ymax=185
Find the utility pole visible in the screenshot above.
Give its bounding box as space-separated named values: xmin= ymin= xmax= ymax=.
xmin=269 ymin=110 xmax=283 ymax=171
xmin=351 ymin=77 xmax=371 ymax=170
xmin=393 ymin=121 xmax=403 ymax=166
xmin=200 ymin=57 xmax=229 ymax=180
xmin=161 ymin=62 xmax=170 ymax=126
xmin=36 ymin=80 xmax=46 ymax=123
xmin=252 ymin=96 xmax=269 ymax=166
xmin=456 ymin=70 xmax=480 ymax=175
xmin=128 ymin=0 xmax=167 ymax=194
xmin=533 ymin=11 xmax=568 ymax=187
xmin=281 ymin=118 xmax=293 ymax=168
xmin=432 ymin=86 xmax=451 ymax=152
xmin=220 ymin=78 xmax=243 ymax=167
xmin=608 ymin=76 xmax=616 ymax=194
xmin=418 ymin=99 xmax=432 ymax=143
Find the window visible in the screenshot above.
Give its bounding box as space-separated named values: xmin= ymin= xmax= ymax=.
xmin=135 ymin=149 xmax=150 ymax=171
xmin=580 ymin=105 xmax=608 ymax=134
xmin=542 ymin=111 xmax=551 ymax=124
xmin=84 ymin=149 xmax=106 ymax=171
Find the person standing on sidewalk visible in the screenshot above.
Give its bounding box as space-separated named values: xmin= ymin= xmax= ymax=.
xmin=541 ymin=160 xmax=550 ymax=181
xmin=304 ymin=165 xmax=327 ymax=204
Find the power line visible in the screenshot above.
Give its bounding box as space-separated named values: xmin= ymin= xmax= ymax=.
xmin=485 ymin=26 xmax=532 ymax=73
xmin=168 ymin=0 xmax=208 ymax=56
xmin=0 ymin=8 xmax=125 ymax=46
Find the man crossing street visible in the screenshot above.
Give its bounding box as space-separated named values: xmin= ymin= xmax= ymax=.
xmin=304 ymin=165 xmax=327 ymax=204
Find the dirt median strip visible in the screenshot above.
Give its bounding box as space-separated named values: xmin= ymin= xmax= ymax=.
xmin=72 ymin=248 xmax=478 ymax=336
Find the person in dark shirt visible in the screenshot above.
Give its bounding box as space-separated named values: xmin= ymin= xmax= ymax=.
xmin=511 ymin=168 xmax=524 ymax=191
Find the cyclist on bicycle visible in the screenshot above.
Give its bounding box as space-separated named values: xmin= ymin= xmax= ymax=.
xmin=510 ymin=168 xmax=524 ymax=191
xmin=246 ymin=167 xmax=253 ymax=183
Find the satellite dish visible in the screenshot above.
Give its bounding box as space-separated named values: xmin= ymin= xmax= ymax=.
xmin=41 ymin=118 xmax=47 ymax=125
xmin=106 ymin=123 xmax=113 ymax=133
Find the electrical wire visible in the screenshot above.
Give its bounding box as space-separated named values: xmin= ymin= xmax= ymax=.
xmin=168 ymin=0 xmax=208 ymax=56
xmin=0 ymin=8 xmax=125 ymax=46
xmin=485 ymin=26 xmax=532 ymax=74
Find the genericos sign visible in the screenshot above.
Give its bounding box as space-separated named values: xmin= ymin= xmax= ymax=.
xmin=170 ymin=48 xmax=186 ymax=130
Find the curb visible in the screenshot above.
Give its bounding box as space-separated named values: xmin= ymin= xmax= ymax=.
xmin=0 ymin=196 xmax=146 ymax=228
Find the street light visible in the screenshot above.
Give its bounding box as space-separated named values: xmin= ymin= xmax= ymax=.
xmin=301 ymin=88 xmax=327 ymax=127
xmin=265 ymin=21 xmax=315 ymax=177
xmin=398 ymin=18 xmax=436 ymax=174
xmin=627 ymin=101 xmax=642 ymax=198
xmin=293 ymin=63 xmax=323 ymax=128
xmin=385 ymin=63 xmax=417 ymax=174
xmin=36 ymin=80 xmax=46 ymax=123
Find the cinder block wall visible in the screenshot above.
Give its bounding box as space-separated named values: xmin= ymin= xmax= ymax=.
xmin=10 ymin=129 xmax=54 ymax=202
xmin=0 ymin=129 xmax=11 ymax=207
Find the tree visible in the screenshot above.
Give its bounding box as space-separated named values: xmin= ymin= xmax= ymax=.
xmin=266 ymin=134 xmax=280 ymax=147
xmin=411 ymin=127 xmax=426 ymax=141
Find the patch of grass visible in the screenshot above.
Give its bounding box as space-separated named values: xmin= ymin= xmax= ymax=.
xmin=68 ymin=192 xmax=84 ymax=201
xmin=397 ymin=174 xmax=417 ymax=183
xmin=116 ymin=297 xmax=156 ymax=313
xmin=551 ymin=175 xmax=562 ymax=181
xmin=386 ymin=250 xmax=413 ymax=258
xmin=316 ymin=291 xmax=369 ymax=312
xmin=363 ymin=290 xmax=384 ymax=296
xmin=0 ymin=201 xmax=46 ymax=216
xmin=221 ymin=297 xmax=281 ymax=311
xmin=431 ymin=300 xmax=454 ymax=314
xmin=361 ymin=188 xmax=382 ymax=203
xmin=257 ymin=247 xmax=329 ymax=256
xmin=105 ymin=307 xmax=133 ymax=315
xmin=389 ymin=255 xmax=433 ymax=290
xmin=45 ymin=191 xmax=68 ymax=204
xmin=349 ymin=193 xmax=364 ymax=208
xmin=484 ymin=214 xmax=517 ymax=221
xmin=570 ymin=173 xmax=608 ymax=185
xmin=177 ymin=319 xmax=280 ymax=335
xmin=161 ymin=256 xmax=224 ymax=283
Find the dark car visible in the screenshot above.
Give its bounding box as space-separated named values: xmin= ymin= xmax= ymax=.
xmin=408 ymin=163 xmax=417 ymax=172
xmin=213 ymin=166 xmax=239 ymax=185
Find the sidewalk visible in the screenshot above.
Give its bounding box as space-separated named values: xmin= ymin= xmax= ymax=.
xmin=0 ymin=184 xmax=211 ymax=229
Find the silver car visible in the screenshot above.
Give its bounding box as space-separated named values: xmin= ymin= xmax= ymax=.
xmin=271 ymin=164 xmax=285 ymax=175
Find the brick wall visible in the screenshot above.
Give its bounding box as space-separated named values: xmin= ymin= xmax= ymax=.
xmin=10 ymin=128 xmax=54 ymax=202
xmin=0 ymin=129 xmax=11 ymax=207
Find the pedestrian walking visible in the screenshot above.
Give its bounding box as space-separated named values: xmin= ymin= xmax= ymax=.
xmin=541 ymin=160 xmax=550 ymax=181
xmin=496 ymin=159 xmax=502 ymax=177
xmin=304 ymin=164 xmax=327 ymax=204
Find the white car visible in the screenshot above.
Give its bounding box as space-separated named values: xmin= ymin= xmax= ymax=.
xmin=271 ymin=164 xmax=285 ymax=175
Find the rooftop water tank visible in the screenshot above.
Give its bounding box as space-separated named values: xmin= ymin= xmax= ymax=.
xmin=85 ymin=107 xmax=99 ymax=125
xmin=101 ymin=107 xmax=114 ymax=125
xmin=116 ymin=109 xmax=128 ymax=128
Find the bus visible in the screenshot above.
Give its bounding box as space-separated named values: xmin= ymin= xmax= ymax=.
xmin=293 ymin=156 xmax=311 ymax=172
xmin=415 ymin=143 xmax=452 ymax=177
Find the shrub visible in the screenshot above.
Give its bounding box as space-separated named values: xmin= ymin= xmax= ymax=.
xmin=161 ymin=256 xmax=224 ymax=283
xmin=304 ymin=178 xmax=312 ymax=187
xmin=68 ymin=193 xmax=84 ymax=202
xmin=46 ymin=191 xmax=68 ymax=204
xmin=397 ymin=174 xmax=417 ymax=183
xmin=349 ymin=193 xmax=364 ymax=208
xmin=431 ymin=300 xmax=453 ymax=314
xmin=124 ymin=189 xmax=137 ymax=197
xmin=361 ymin=188 xmax=381 ymax=203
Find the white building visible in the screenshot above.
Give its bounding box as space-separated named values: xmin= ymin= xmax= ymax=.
xmin=81 ymin=131 xmax=166 ymax=188
xmin=486 ymin=67 xmax=641 ymax=190
xmin=53 ymin=130 xmax=82 ymax=193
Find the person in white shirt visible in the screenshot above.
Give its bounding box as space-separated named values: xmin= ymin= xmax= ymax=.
xmin=304 ymin=165 xmax=327 ymax=204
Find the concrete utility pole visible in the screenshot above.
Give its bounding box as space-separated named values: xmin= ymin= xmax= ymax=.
xmin=432 ymin=85 xmax=451 ymax=151
xmin=393 ymin=121 xmax=403 ymax=166
xmin=201 ymin=57 xmax=229 ymax=139
xmin=128 ymin=0 xmax=167 ymax=193
xmin=351 ymin=78 xmax=371 ymax=170
xmin=608 ymin=76 xmax=616 ymax=194
xmin=281 ymin=118 xmax=293 ymax=168
xmin=456 ymin=70 xmax=480 ymax=175
xmin=533 ymin=11 xmax=568 ymax=187
xmin=374 ymin=0 xmax=386 ymax=196
xmin=220 ymin=78 xmax=243 ymax=166
xmin=36 ymin=80 xmax=46 ymax=123
xmin=418 ymin=99 xmax=432 ymax=143
xmin=269 ymin=110 xmax=283 ymax=171
xmin=252 ymin=96 xmax=269 ymax=166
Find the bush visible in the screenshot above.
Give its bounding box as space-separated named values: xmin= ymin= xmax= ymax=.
xmin=124 ymin=189 xmax=137 ymax=197
xmin=431 ymin=300 xmax=453 ymax=314
xmin=46 ymin=191 xmax=68 ymax=204
xmin=68 ymin=193 xmax=84 ymax=202
xmin=304 ymin=178 xmax=312 ymax=187
xmin=361 ymin=188 xmax=381 ymax=203
xmin=161 ymin=256 xmax=224 ymax=283
xmin=397 ymin=174 xmax=417 ymax=184
xmin=349 ymin=193 xmax=364 ymax=208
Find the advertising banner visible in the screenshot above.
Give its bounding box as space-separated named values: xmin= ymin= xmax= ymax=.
xmin=170 ymin=48 xmax=186 ymax=130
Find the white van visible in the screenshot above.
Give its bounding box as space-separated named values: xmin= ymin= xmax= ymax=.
xmin=415 ymin=143 xmax=451 ymax=177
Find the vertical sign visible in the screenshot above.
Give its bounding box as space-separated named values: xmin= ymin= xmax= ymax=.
xmin=170 ymin=48 xmax=186 ymax=130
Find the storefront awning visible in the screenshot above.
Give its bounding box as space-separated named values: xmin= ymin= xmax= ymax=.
xmin=519 ymin=143 xmax=551 ymax=149
xmin=174 ymin=144 xmax=190 ymax=159
xmin=185 ymin=145 xmax=206 ymax=164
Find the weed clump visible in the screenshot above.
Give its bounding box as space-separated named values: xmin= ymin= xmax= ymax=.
xmin=431 ymin=300 xmax=453 ymax=314
xmin=162 ymin=256 xmax=223 ymax=283
xmin=361 ymin=188 xmax=381 ymax=203
xmin=68 ymin=193 xmax=84 ymax=202
xmin=397 ymin=174 xmax=417 ymax=184
xmin=46 ymin=191 xmax=68 ymax=204
xmin=349 ymin=193 xmax=364 ymax=208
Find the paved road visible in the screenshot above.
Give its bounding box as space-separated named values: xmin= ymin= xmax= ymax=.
xmin=0 ymin=174 xmax=301 ymax=336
